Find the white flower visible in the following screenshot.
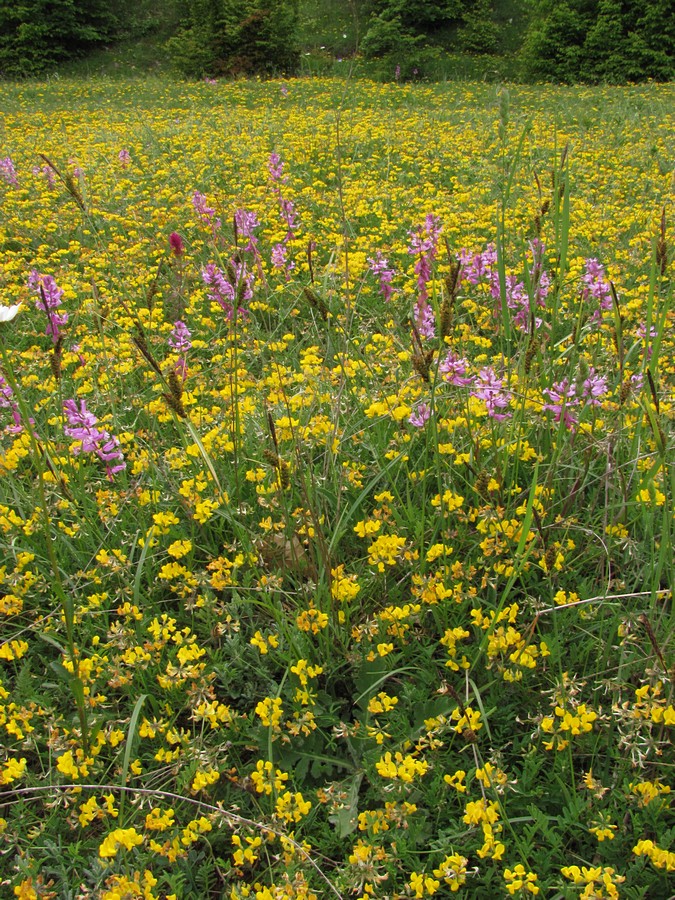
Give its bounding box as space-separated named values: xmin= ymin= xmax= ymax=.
xmin=0 ymin=304 xmax=22 ymax=322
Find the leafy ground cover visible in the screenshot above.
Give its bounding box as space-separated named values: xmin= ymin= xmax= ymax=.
xmin=0 ymin=76 xmax=674 ymax=899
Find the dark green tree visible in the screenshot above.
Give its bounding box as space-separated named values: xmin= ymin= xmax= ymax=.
xmin=360 ymin=0 xmax=502 ymax=70
xmin=166 ymin=0 xmax=300 ymax=78
xmin=459 ymin=0 xmax=500 ymax=53
xmin=0 ymin=0 xmax=119 ymax=77
xmin=521 ymin=0 xmax=674 ymax=83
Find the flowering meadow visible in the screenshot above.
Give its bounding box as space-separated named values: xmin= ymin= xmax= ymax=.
xmin=0 ymin=76 xmax=674 ymax=899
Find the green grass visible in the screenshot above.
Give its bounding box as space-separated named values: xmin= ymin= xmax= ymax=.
xmin=0 ymin=75 xmax=673 ymax=899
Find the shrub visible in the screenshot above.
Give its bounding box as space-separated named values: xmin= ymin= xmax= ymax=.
xmin=522 ymin=0 xmax=675 ymax=84
xmin=0 ymin=0 xmax=118 ymax=78
xmin=166 ymin=0 xmax=300 ymax=79
xmin=458 ymin=0 xmax=500 ymax=55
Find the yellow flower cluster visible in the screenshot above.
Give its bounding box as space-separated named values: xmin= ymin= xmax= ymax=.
xmin=251 ymin=759 xmax=289 ymax=795
xmin=375 ymin=751 xmax=428 ymax=783
xmin=540 ymin=702 xmax=598 ymax=751
xmin=463 ymin=798 xmax=504 ymax=860
xmin=503 ymin=864 xmax=539 ymax=895
xmin=633 ymin=839 xmax=675 ymax=872
xmin=561 ymin=864 xmax=625 ymax=899
xmin=99 ymin=826 xmax=144 ymax=859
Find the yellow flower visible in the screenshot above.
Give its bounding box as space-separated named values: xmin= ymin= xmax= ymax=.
xmin=191 ymin=768 xmax=220 ymax=793
xmin=367 ymin=533 xmax=407 ymax=571
xmin=432 ymin=853 xmax=468 ymax=891
xmin=275 ymin=789 xmax=312 ymax=823
xmin=296 ymin=605 xmax=328 ymax=633
xmin=250 ymin=759 xmax=289 ymax=795
xmin=145 ymin=807 xmax=176 ymax=831
xmin=375 ymin=751 xmax=428 ymax=783
xmin=0 ymin=640 xmax=29 ymax=661
xmin=167 ymin=538 xmax=192 ymax=559
xmin=367 ymin=691 xmax=399 ymax=714
xmin=250 ymin=630 xmax=279 ymax=654
xmin=13 ymin=880 xmax=37 ymax=900
xmin=231 ymin=833 xmax=262 ymax=866
xmin=98 ymin=826 xmax=143 ymax=858
xmin=409 ymin=872 xmax=440 ymax=897
xmin=0 ymin=756 xmax=26 ymax=784
xmin=354 ymin=518 xmax=382 ymax=537
xmin=443 ymin=770 xmax=467 ymax=792
xmin=78 ymin=796 xmax=100 ymax=826
xmin=255 ymin=696 xmax=283 ymax=728
xmin=504 ymin=864 xmax=539 ymax=895
xmin=633 ymin=839 xmax=675 ymax=871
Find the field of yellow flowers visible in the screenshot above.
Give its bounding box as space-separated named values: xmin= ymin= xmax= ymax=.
xmin=0 ymin=76 xmax=674 ymax=899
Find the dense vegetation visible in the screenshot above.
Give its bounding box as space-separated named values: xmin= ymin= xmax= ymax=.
xmin=0 ymin=0 xmax=672 ymax=82
xmin=0 ymin=0 xmax=121 ymax=77
xmin=0 ymin=74 xmax=673 ymax=898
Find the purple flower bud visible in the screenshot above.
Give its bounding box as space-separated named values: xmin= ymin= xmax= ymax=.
xmin=169 ymin=231 xmax=184 ymax=256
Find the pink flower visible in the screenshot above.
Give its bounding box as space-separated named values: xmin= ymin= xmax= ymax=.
xmin=192 ymin=191 xmax=220 ymax=231
xmin=582 ymin=258 xmax=612 ymax=323
xmin=63 ymin=398 xmax=125 ymax=480
xmin=471 ymin=367 xmax=512 ymax=421
xmin=202 ymin=262 xmax=252 ymax=318
xmin=368 ymin=252 xmax=396 ymax=302
xmin=542 ymin=379 xmax=579 ymax=430
xmin=0 ymin=371 xmax=14 ymax=407
xmin=268 ymin=152 xmax=286 ymax=182
xmin=581 ymin=368 xmax=608 ymax=406
xmin=28 ymin=270 xmax=68 ymax=344
xmin=415 ymin=301 xmax=436 ymax=340
xmin=234 ymin=209 xmax=260 ymax=254
xmin=32 ymin=164 xmax=56 ymax=188
xmin=0 ymin=157 xmax=18 ymax=186
xmin=409 ymin=402 xmax=432 ymax=428
xmin=408 ymin=214 xmax=442 ymax=303
xmin=440 ymin=351 xmax=473 ymax=387
xmin=168 ymin=320 xmax=192 ymax=353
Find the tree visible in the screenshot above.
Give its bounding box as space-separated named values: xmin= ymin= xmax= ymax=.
xmin=0 ymin=0 xmax=118 ymax=77
xmin=459 ymin=0 xmax=500 ymax=54
xmin=166 ymin=0 xmax=300 ymax=78
xmin=360 ymin=0 xmax=502 ymax=71
xmin=521 ymin=0 xmax=674 ymax=83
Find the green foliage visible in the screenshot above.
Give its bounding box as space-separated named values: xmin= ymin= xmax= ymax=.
xmin=459 ymin=0 xmax=500 ymax=54
xmin=166 ymin=0 xmax=300 ymax=78
xmin=522 ymin=0 xmax=675 ymax=83
xmin=297 ymin=0 xmax=371 ymax=56
xmin=0 ymin=0 xmax=118 ymax=77
xmin=359 ymin=13 xmax=426 ymax=60
xmin=369 ymin=0 xmax=463 ymax=30
xmin=114 ymin=0 xmax=183 ymax=42
xmin=361 ymin=0 xmax=503 ymax=71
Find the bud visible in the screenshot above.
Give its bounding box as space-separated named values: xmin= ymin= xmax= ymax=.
xmin=169 ymin=232 xmax=184 ymax=256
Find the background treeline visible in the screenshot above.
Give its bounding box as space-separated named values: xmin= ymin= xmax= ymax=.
xmin=0 ymin=0 xmax=673 ymax=83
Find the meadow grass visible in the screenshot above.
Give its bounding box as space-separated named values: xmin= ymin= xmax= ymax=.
xmin=0 ymin=76 xmax=673 ymax=899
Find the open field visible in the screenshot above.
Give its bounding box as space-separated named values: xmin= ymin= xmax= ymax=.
xmin=0 ymin=77 xmax=674 ymax=898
